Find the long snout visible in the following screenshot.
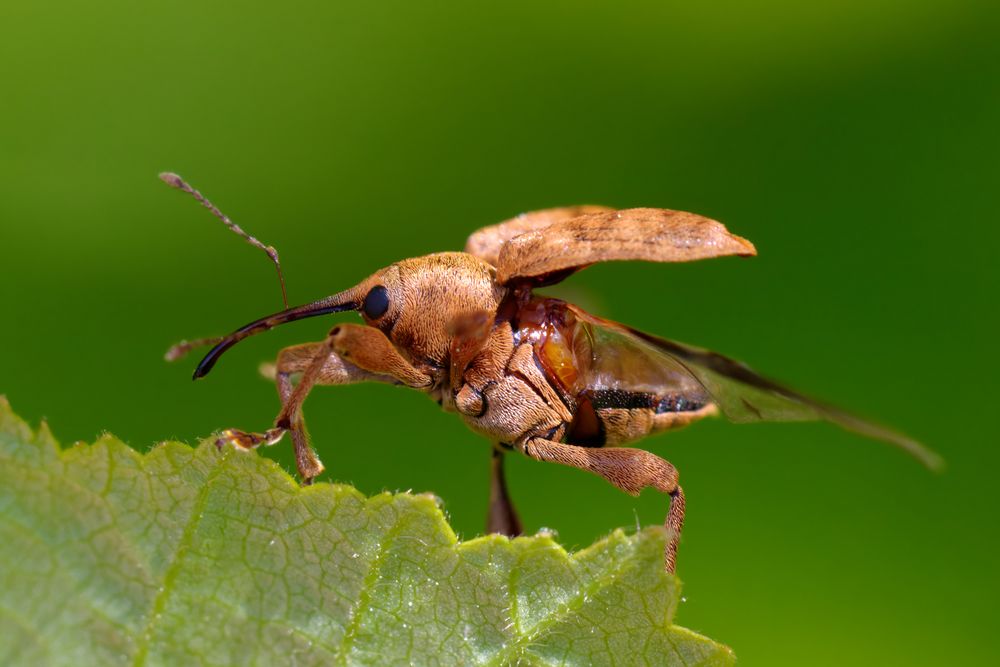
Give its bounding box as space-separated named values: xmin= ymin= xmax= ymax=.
xmin=193 ymin=288 xmax=362 ymax=379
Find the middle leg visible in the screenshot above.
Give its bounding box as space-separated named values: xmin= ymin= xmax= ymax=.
xmin=486 ymin=445 xmax=523 ymax=537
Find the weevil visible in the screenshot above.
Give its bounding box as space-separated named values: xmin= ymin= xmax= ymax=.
xmin=162 ymin=173 xmax=940 ymax=574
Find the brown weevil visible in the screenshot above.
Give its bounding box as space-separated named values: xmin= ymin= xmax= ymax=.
xmin=162 ymin=173 xmax=940 ymax=574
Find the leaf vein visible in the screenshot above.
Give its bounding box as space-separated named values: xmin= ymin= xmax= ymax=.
xmin=129 ymin=449 xmax=231 ymax=667
xmin=485 ymin=543 xmax=637 ymax=666
xmin=336 ymin=505 xmax=415 ymax=665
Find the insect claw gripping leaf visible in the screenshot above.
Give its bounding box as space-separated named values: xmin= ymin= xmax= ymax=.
xmin=215 ymin=426 xmax=287 ymax=452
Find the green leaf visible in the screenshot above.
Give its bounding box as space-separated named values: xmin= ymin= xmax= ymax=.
xmin=0 ymin=397 xmax=732 ymax=666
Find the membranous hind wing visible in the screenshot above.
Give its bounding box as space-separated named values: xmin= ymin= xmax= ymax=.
xmin=568 ymin=306 xmax=942 ymax=471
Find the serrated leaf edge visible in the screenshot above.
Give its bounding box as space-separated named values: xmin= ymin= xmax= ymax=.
xmin=0 ymin=396 xmax=733 ymax=666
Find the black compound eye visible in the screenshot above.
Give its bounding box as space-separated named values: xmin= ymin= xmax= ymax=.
xmin=362 ymin=285 xmax=390 ymax=319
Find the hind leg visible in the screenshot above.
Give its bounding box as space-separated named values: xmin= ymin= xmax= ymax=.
xmin=521 ymin=437 xmax=684 ymax=574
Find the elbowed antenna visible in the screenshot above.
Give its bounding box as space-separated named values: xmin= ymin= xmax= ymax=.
xmin=193 ymin=289 xmax=362 ymax=379
xmin=160 ymin=172 xmax=290 ymax=309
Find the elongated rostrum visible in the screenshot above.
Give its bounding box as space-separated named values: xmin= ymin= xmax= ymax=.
xmin=163 ymin=174 xmax=940 ymax=574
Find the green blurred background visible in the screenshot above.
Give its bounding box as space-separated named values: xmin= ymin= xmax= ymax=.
xmin=1 ymin=1 xmax=997 ymax=664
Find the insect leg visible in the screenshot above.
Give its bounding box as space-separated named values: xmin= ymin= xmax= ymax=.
xmin=267 ymin=326 xmax=430 ymax=474
xmin=325 ymin=323 xmax=432 ymax=388
xmin=220 ymin=340 xmax=384 ymax=483
xmin=276 ymin=362 xmax=322 ymax=485
xmin=272 ymin=339 xmax=398 ymax=482
xmin=275 ymin=326 xmax=431 ymax=419
xmin=220 ymin=325 xmax=430 ymax=483
xmin=521 ymin=438 xmax=684 ymax=574
xmin=217 ymin=339 xmax=336 ymax=470
xmin=486 ymin=446 xmax=522 ymax=537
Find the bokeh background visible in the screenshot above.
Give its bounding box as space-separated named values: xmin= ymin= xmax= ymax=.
xmin=1 ymin=1 xmax=997 ymax=664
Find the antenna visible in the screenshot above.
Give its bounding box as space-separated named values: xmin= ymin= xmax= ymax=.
xmin=159 ymin=172 xmax=289 ymax=309
xmin=164 ymin=336 xmax=223 ymax=362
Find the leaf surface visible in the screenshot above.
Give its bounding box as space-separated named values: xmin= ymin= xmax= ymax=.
xmin=0 ymin=397 xmax=732 ymax=666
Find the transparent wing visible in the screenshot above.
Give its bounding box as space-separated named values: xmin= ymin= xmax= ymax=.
xmin=570 ymin=313 xmax=710 ymax=402
xmin=568 ymin=305 xmax=942 ymax=470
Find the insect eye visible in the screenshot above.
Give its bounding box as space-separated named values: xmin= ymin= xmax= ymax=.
xmin=362 ymin=285 xmax=390 ymax=319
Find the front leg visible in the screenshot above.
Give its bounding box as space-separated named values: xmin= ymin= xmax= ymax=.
xmin=327 ymin=323 xmax=432 ymax=389
xmin=220 ymin=324 xmax=428 ymax=483
xmin=276 ymin=324 xmax=431 ymax=431
xmin=521 ymin=437 xmax=685 ymax=574
xmin=219 ymin=339 xmax=379 ymax=482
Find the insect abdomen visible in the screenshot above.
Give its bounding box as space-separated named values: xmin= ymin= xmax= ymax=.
xmin=566 ymin=389 xmax=715 ymax=447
